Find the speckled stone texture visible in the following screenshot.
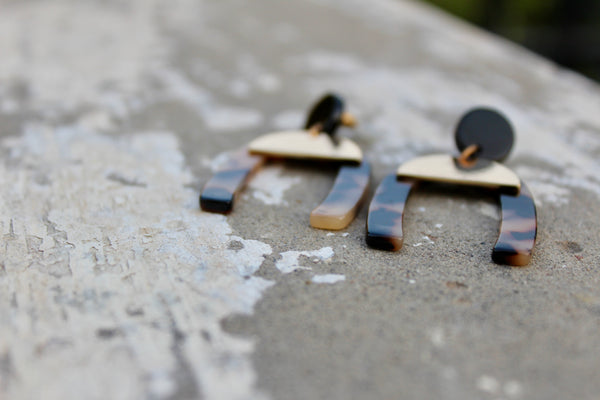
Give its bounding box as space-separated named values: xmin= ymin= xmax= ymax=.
xmin=1 ymin=0 xmax=600 ymax=399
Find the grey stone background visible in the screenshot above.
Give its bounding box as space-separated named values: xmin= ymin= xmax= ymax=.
xmin=0 ymin=0 xmax=599 ymax=399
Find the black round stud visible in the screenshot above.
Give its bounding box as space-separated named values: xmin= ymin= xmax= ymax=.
xmin=304 ymin=93 xmax=345 ymax=137
xmin=455 ymin=108 xmax=514 ymax=162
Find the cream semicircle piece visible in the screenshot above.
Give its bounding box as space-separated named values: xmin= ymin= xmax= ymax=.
xmin=248 ymin=130 xmax=363 ymax=163
xmin=396 ymin=154 xmax=521 ymax=192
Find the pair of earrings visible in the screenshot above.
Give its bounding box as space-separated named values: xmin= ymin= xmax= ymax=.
xmin=200 ymin=94 xmax=537 ymax=266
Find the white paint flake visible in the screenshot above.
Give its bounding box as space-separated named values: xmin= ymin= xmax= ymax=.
xmin=271 ymin=110 xmax=304 ymax=129
xmin=0 ymin=126 xmax=272 ymax=400
xmin=202 ymin=107 xmax=264 ymax=131
xmin=276 ymin=247 xmax=335 ymax=274
xmin=477 ymin=375 xmax=500 ymax=394
xmin=159 ymin=68 xmax=264 ymax=132
xmin=293 ymin=51 xmax=364 ymax=73
xmin=515 ymin=165 xmax=574 ymax=205
xmin=428 ymin=327 xmax=445 ymax=348
xmin=476 ymin=375 xmax=523 ymax=398
xmin=311 ymin=274 xmax=346 ymax=284
xmin=256 ymin=74 xmax=281 ymax=93
xmin=421 ymin=236 xmax=435 ymax=245
xmin=249 ymin=165 xmax=302 ymax=206
xmin=478 ymin=203 xmax=500 ymax=220
xmin=504 ymin=380 xmax=524 ymax=398
xmin=226 ymin=236 xmax=273 ymax=277
xmin=203 ymin=151 xmax=235 ymax=172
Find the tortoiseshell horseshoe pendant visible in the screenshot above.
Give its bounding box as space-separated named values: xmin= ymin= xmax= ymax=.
xmin=366 ymin=108 xmax=537 ymax=266
xmin=200 ymin=94 xmax=371 ymax=230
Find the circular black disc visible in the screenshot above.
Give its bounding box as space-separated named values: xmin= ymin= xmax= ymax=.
xmin=455 ymin=108 xmax=514 ymax=162
xmin=304 ymin=93 xmax=344 ymax=137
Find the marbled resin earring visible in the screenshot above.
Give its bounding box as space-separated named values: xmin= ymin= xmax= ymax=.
xmin=200 ymin=94 xmax=371 ymax=230
xmin=366 ymin=108 xmax=537 ymax=266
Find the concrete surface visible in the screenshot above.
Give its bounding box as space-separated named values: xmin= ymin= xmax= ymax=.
xmin=1 ymin=0 xmax=600 ymax=399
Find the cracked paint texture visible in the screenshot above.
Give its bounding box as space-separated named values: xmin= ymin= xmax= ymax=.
xmin=0 ymin=126 xmax=272 ymax=400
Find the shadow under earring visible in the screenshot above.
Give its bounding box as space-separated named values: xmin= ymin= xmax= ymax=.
xmin=200 ymin=93 xmax=371 ymax=230
xmin=366 ymin=108 xmax=537 ymax=266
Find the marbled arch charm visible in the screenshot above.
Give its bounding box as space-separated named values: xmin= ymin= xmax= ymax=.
xmin=366 ymin=174 xmax=413 ymax=251
xmin=493 ymin=181 xmax=537 ymax=266
xmin=366 ymin=177 xmax=537 ymax=266
xmin=200 ymin=150 xmax=264 ymax=213
xmin=310 ymin=162 xmax=371 ymax=230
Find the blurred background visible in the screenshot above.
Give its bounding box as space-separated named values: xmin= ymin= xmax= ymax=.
xmin=421 ymin=0 xmax=600 ymax=81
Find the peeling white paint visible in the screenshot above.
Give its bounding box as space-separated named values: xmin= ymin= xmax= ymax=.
xmin=271 ymin=110 xmax=304 ymax=130
xmin=504 ymin=380 xmax=524 ymax=398
xmin=477 ymin=375 xmax=500 ymax=394
xmin=249 ymin=165 xmax=302 ymax=206
xmin=528 ymin=181 xmax=572 ymax=205
xmin=324 ymin=232 xmax=349 ymax=238
xmin=421 ymin=236 xmax=435 ymax=245
xmin=203 ymin=107 xmax=264 ymax=131
xmin=255 ymin=74 xmax=281 ymax=93
xmin=0 ymin=1 xmax=162 ymax=112
xmin=478 ymin=203 xmax=500 ymax=220
xmin=160 ymin=68 xmax=264 ymax=132
xmin=428 ymin=327 xmax=446 ymax=348
xmin=293 ymin=51 xmax=364 ymax=73
xmin=229 ymin=79 xmax=252 ymax=98
xmin=476 ymin=375 xmax=523 ymax=398
xmin=516 ymin=165 xmax=575 ymax=205
xmin=311 ymin=274 xmax=346 ymax=284
xmin=276 ymin=247 xmax=335 ymax=274
xmin=0 ymin=127 xmax=272 ymax=400
xmin=1 ymin=98 xmax=18 ymax=113
xmin=203 ymin=151 xmax=236 ymax=172
xmin=226 ymin=236 xmax=273 ymax=277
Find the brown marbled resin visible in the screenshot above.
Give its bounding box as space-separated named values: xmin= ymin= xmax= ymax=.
xmin=492 ymin=181 xmax=537 ymax=266
xmin=310 ymin=162 xmax=371 ymax=230
xmin=366 ymin=174 xmax=537 ymax=266
xmin=200 ymin=150 xmax=264 ymax=213
xmin=365 ymin=174 xmax=414 ymax=251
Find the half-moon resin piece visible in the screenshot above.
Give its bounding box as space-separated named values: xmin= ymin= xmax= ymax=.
xmin=200 ymin=150 xmax=264 ymax=214
xmin=310 ymin=162 xmax=371 ymax=230
xmin=365 ymin=174 xmax=414 ymax=251
xmin=397 ymin=154 xmax=520 ymax=194
xmin=248 ymin=130 xmax=363 ymax=163
xmin=492 ymin=181 xmax=537 ymax=266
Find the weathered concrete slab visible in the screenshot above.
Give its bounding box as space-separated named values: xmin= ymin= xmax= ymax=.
xmin=1 ymin=0 xmax=600 ymax=399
